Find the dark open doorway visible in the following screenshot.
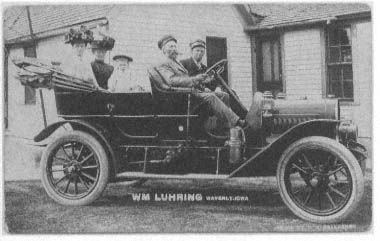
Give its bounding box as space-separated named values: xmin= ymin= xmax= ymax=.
xmin=206 ymin=36 xmax=228 ymax=86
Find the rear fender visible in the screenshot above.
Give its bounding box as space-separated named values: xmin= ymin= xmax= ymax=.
xmin=34 ymin=120 xmax=118 ymax=181
xmin=230 ymin=119 xmax=340 ymax=177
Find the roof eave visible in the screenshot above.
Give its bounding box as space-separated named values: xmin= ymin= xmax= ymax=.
xmin=5 ymin=17 xmax=108 ymax=47
xmin=244 ymin=10 xmax=371 ymax=32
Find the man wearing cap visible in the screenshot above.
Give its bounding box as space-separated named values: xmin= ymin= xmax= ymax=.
xmin=108 ymin=54 xmax=144 ymax=92
xmin=90 ymin=29 xmax=115 ymax=90
xmin=180 ymin=39 xmax=232 ymax=130
xmin=154 ymin=35 xmax=246 ymax=129
xmin=180 ymin=39 xmax=229 ymax=100
xmin=180 ymin=40 xmax=208 ymax=77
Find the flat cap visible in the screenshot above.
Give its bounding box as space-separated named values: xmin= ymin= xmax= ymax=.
xmin=190 ymin=39 xmax=206 ymax=49
xmin=158 ymin=35 xmax=177 ymax=49
xmin=113 ymin=54 xmax=133 ymax=62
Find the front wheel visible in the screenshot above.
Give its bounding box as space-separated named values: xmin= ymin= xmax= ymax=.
xmin=277 ymin=136 xmax=364 ymax=223
xmin=41 ymin=131 xmax=109 ymax=205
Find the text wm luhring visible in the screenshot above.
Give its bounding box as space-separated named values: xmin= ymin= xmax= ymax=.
xmin=130 ymin=193 xmax=249 ymax=202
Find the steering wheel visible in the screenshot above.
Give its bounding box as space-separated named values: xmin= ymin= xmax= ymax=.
xmin=205 ymin=59 xmax=248 ymax=118
xmin=205 ymin=59 xmax=228 ymax=76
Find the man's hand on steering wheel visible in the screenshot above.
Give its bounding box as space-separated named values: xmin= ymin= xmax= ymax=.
xmin=192 ymin=73 xmax=207 ymax=88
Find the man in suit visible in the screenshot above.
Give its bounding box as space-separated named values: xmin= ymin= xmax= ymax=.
xmin=180 ymin=39 xmax=208 ymax=77
xmin=180 ymin=39 xmax=229 ymax=104
xmin=155 ymin=35 xmax=246 ymax=129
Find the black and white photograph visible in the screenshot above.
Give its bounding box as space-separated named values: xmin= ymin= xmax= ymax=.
xmin=1 ymin=0 xmax=374 ymax=235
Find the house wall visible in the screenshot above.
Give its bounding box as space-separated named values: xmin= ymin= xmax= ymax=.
xmin=7 ymin=34 xmax=110 ymax=138
xmin=107 ymin=4 xmax=252 ymax=106
xmin=283 ymin=28 xmax=323 ymax=100
xmin=5 ymin=5 xmax=253 ymax=138
xmin=282 ymin=21 xmax=372 ymax=138
xmin=350 ymin=21 xmax=372 ymax=138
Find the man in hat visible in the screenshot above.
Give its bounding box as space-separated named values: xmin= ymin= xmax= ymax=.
xmin=180 ymin=39 xmax=228 ymax=98
xmin=180 ymin=39 xmax=208 ymax=77
xmin=180 ymin=39 xmax=232 ymax=130
xmin=154 ymin=35 xmax=246 ymax=129
xmin=108 ymin=54 xmax=144 ymax=92
xmin=90 ymin=33 xmax=115 ymax=90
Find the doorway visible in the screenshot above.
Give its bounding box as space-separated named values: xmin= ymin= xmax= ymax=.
xmin=206 ymin=36 xmax=228 ymax=86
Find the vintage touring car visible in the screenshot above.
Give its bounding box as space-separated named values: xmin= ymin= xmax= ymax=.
xmin=14 ymin=58 xmax=367 ymax=223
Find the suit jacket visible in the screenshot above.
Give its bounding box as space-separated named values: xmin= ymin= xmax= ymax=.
xmin=180 ymin=57 xmax=220 ymax=91
xmin=180 ymin=57 xmax=207 ymax=77
xmin=155 ymin=57 xmax=195 ymax=88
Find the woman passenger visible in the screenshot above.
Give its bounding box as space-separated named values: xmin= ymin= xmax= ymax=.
xmin=62 ymin=25 xmax=100 ymax=89
xmin=89 ymin=24 xmax=115 ymax=90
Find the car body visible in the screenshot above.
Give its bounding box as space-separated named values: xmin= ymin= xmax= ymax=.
xmin=15 ymin=57 xmax=367 ymax=224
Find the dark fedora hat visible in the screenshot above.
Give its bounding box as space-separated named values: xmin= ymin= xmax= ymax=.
xmin=158 ymin=35 xmax=177 ymax=49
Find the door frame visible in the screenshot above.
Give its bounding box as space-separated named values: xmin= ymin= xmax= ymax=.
xmin=206 ymin=36 xmax=229 ymax=85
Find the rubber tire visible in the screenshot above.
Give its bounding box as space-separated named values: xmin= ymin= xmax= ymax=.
xmin=41 ymin=131 xmax=109 ymax=206
xmin=277 ymin=136 xmax=364 ymax=223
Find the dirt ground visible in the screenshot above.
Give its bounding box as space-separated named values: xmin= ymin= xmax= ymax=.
xmin=4 ymin=171 xmax=372 ymax=233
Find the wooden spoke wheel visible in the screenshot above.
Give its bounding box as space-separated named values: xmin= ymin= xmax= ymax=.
xmin=277 ymin=136 xmax=364 ymax=223
xmin=41 ymin=131 xmax=109 ymax=205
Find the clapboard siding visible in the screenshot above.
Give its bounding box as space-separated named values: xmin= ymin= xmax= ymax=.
xmin=331 ymin=21 xmax=372 ymax=137
xmin=283 ymin=28 xmax=323 ymax=100
xmin=108 ymin=4 xmax=252 ymax=106
xmin=6 ymin=36 xmax=72 ymax=137
xmin=6 ymin=4 xmax=252 ymax=138
xmin=281 ymin=23 xmax=371 ymax=137
xmin=350 ymin=21 xmax=372 ymax=137
xmin=7 ymin=46 xmax=51 ymax=137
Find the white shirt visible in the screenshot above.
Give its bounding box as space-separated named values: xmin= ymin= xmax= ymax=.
xmin=192 ymin=57 xmax=203 ymax=70
xmin=108 ymin=69 xmax=144 ymax=93
xmin=60 ymin=56 xmax=99 ymax=88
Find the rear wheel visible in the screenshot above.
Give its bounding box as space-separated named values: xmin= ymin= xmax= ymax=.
xmin=41 ymin=131 xmax=109 ymax=205
xmin=277 ymin=136 xmax=364 ymax=223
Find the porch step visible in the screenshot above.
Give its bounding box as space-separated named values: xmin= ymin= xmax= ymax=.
xmin=116 ymin=172 xmax=229 ymax=180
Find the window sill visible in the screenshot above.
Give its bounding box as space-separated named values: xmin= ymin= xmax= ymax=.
xmin=339 ymin=100 xmax=360 ymax=106
xmin=325 ymin=97 xmax=360 ymax=106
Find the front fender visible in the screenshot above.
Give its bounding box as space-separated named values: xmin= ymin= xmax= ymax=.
xmin=34 ymin=120 xmax=118 ymax=181
xmin=230 ymin=119 xmax=340 ymax=177
xmin=34 ymin=121 xmax=71 ymax=142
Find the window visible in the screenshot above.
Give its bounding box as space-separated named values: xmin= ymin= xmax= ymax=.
xmin=257 ymin=35 xmax=282 ymax=95
xmin=206 ymin=37 xmax=228 ymax=85
xmin=327 ymin=26 xmax=353 ymax=99
xmin=24 ymin=45 xmax=37 ymax=105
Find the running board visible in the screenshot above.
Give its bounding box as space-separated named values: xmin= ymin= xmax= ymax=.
xmin=116 ymin=172 xmax=229 ymax=180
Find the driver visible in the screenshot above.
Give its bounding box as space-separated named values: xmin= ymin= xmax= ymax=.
xmin=180 ymin=38 xmax=231 ymax=105
xmin=180 ymin=39 xmax=224 ymax=93
xmin=155 ymin=35 xmax=247 ymax=129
